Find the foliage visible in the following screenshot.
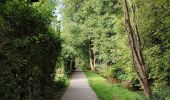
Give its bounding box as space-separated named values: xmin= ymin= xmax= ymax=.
xmin=61 ymin=0 xmax=135 ymax=81
xmin=153 ymin=87 xmax=170 ymax=100
xmin=0 ymin=0 xmax=169 ymax=99
xmin=137 ymin=0 xmax=170 ymax=96
xmin=0 ymin=0 xmax=62 ymax=99
xmin=62 ymin=0 xmax=170 ymax=99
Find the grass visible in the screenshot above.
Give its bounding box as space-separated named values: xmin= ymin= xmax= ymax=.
xmin=85 ymin=71 xmax=146 ymax=100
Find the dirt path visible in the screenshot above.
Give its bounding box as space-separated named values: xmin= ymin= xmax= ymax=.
xmin=61 ymin=70 xmax=98 ymax=100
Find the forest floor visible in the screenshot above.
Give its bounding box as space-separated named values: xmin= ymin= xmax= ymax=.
xmin=61 ymin=69 xmax=98 ymax=100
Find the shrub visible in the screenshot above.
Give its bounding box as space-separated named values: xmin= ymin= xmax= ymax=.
xmin=0 ymin=1 xmax=62 ymax=99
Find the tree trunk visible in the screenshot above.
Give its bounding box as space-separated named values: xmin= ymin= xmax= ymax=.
xmin=89 ymin=40 xmax=96 ymax=71
xmin=122 ymin=0 xmax=152 ymax=99
xmin=70 ymin=58 xmax=72 ymax=72
xmin=91 ymin=41 xmax=96 ymax=71
xmin=92 ymin=49 xmax=96 ymax=71
xmin=89 ymin=41 xmax=93 ymax=70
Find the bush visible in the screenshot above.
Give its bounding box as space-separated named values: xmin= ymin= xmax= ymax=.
xmin=0 ymin=1 xmax=62 ymax=99
xmin=96 ymin=64 xmax=129 ymax=80
xmin=153 ymin=86 xmax=170 ymax=100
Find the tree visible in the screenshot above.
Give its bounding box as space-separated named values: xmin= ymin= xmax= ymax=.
xmin=122 ymin=0 xmax=152 ymax=99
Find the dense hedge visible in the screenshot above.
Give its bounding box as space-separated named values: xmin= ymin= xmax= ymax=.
xmin=0 ymin=0 xmax=62 ymax=99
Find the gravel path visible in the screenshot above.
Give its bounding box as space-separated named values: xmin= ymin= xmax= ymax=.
xmin=61 ymin=70 xmax=98 ymax=100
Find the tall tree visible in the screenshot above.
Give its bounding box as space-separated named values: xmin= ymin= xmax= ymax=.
xmin=122 ymin=0 xmax=152 ymax=99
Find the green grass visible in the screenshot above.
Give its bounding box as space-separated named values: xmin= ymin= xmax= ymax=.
xmin=85 ymin=71 xmax=146 ymax=100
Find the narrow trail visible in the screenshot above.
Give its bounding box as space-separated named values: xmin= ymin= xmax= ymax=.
xmin=61 ymin=69 xmax=98 ymax=100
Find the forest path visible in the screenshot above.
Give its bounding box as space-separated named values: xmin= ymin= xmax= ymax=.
xmin=61 ymin=69 xmax=98 ymax=100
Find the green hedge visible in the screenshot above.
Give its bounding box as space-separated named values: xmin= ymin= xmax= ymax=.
xmin=0 ymin=1 xmax=62 ymax=99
